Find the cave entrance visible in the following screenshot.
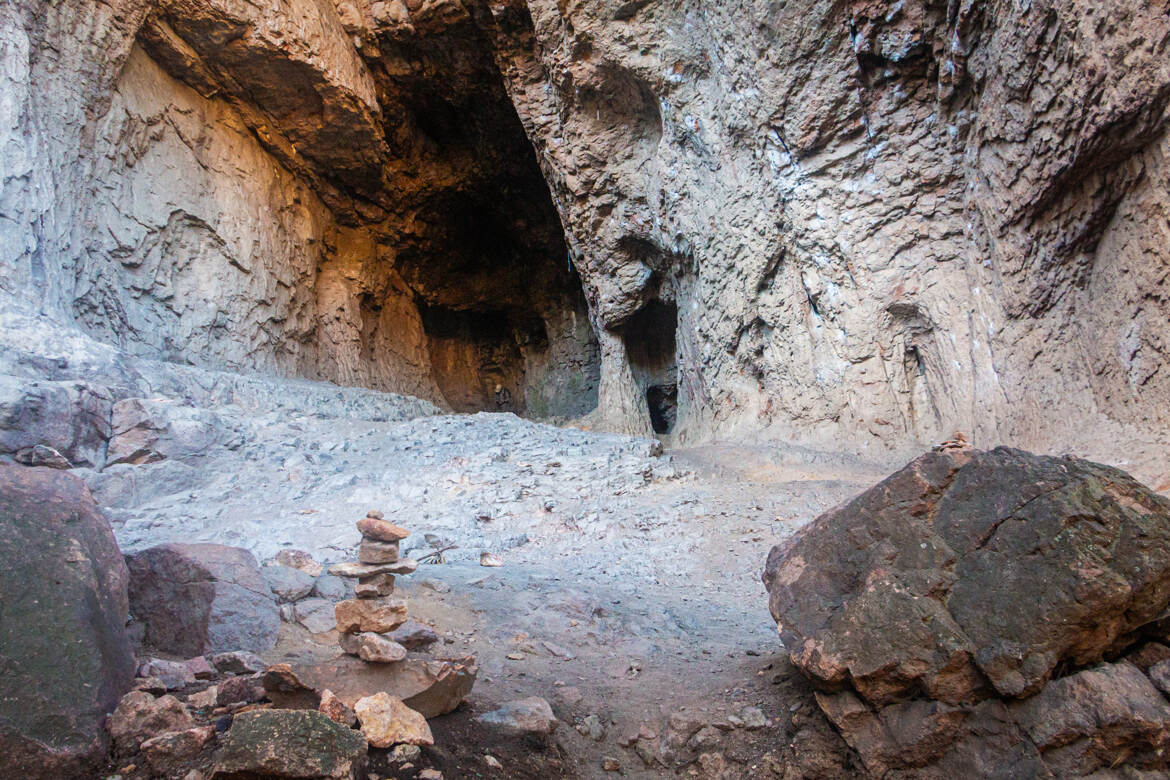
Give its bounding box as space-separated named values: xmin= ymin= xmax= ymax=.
xmin=625 ymin=300 xmax=679 ymax=435
xmin=420 ymin=304 xmax=549 ymax=415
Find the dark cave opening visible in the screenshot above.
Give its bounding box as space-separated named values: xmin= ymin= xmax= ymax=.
xmin=625 ymin=299 xmax=680 ymax=435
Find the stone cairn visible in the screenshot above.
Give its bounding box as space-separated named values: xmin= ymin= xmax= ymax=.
xmin=328 ymin=510 xmax=419 ymax=664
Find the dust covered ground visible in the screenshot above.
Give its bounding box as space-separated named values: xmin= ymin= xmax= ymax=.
xmin=89 ymin=388 xmax=891 ymax=777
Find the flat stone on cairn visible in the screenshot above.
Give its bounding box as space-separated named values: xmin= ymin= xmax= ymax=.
xmin=332 ymin=510 xmax=417 ymax=664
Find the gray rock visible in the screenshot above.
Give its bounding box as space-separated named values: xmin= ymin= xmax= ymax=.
xmin=1149 ymin=660 xmax=1170 ymax=696
xmin=475 ymin=697 xmax=559 ymax=736
xmin=389 ymin=620 xmax=439 ymax=651
xmin=338 ymin=632 xmax=407 ymax=663
xmin=106 ymin=397 xmax=245 ymax=466
xmin=13 ymin=443 xmax=72 ymax=469
xmin=312 ymin=574 xmax=349 ymax=601
xmin=127 ymin=543 xmax=279 ymax=656
xmin=264 ymin=564 xmax=316 ymax=603
xmin=0 ymin=378 xmax=113 ymax=469
xmin=0 ymin=464 xmax=136 ymax=778
xmin=137 ymin=658 xmax=196 ymax=690
xmin=295 ymin=598 xmax=338 ymax=634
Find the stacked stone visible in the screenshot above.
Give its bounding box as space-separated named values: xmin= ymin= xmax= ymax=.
xmin=328 ymin=511 xmax=418 ymax=664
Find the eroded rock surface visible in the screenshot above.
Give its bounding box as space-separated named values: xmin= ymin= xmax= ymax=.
xmin=2 ymin=0 xmax=1169 ymax=477
xmin=0 ymin=465 xmax=136 ymax=778
xmin=765 ymin=447 xmax=1170 ymax=776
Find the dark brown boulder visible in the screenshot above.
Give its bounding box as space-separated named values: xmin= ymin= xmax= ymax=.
xmin=127 ymin=542 xmax=279 ymax=656
xmin=764 ymin=447 xmax=1170 ymax=777
xmin=0 ymin=464 xmax=136 ymax=778
xmin=764 ymin=447 xmax=1170 ymax=705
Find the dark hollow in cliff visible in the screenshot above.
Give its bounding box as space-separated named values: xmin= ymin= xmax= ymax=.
xmin=625 ymin=300 xmax=679 ymax=434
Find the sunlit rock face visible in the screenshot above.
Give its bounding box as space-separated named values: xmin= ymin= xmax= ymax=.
xmin=3 ymin=0 xmax=1170 ymax=478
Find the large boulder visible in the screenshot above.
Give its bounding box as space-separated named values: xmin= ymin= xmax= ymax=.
xmin=0 ymin=465 xmax=136 ymax=778
xmin=764 ymin=447 xmax=1170 ymax=776
xmin=127 ymin=542 xmax=279 ymax=656
xmin=212 ymin=709 xmax=367 ymax=779
xmin=0 ymin=377 xmax=114 ymax=468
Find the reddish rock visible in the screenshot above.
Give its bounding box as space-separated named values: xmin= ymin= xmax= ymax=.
xmin=318 ymin=689 xmax=357 ymax=728
xmin=216 ymin=674 xmax=266 ymax=707
xmin=334 ymin=596 xmax=408 ymax=634
xmin=355 ymin=516 xmax=410 ymax=542
xmin=358 ymin=538 xmax=400 ymax=564
xmin=141 ymin=725 xmax=216 ymax=775
xmin=107 ymin=691 xmax=195 ymax=754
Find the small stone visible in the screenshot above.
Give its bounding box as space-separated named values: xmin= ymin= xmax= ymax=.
xmin=313 ymin=574 xmax=349 ymax=601
xmin=335 ymin=597 xmax=408 ymax=634
xmin=319 ymin=689 xmax=357 ymax=727
xmin=138 ymin=658 xmax=197 ymax=691
xmin=187 ymin=686 xmax=219 ymax=710
xmin=330 ymin=560 xmax=418 ymax=579
xmin=133 ymin=677 xmax=167 ymax=696
xmin=359 ymin=539 xmax=400 ymax=564
xmin=260 ymin=664 xmax=320 ymax=710
xmin=355 ymin=573 xmax=396 ymax=598
xmin=210 ymin=651 xmax=267 ymax=676
xmin=577 ymin=713 xmax=606 ymax=741
xmin=366 ymin=510 xmax=384 ymax=520
xmin=506 ymin=652 xmax=524 ymax=661
xmin=418 ymin=579 xmax=451 ymax=594
xmin=474 ymin=697 xmax=558 ymax=736
xmin=739 ymin=705 xmax=767 ymax=730
xmin=141 ymin=725 xmax=215 ymax=776
xmin=543 ymin=641 xmax=575 ymax=660
xmin=356 ymin=516 xmax=409 ymax=543
xmin=216 ymin=674 xmax=265 ymax=707
xmin=185 ymin=656 xmax=216 ymax=680
xmin=338 ymin=632 xmax=408 ymax=663
xmin=418 ymin=770 xmax=442 ymax=780
xmin=274 ymin=549 xmax=324 ymax=577
xmin=107 ymin=691 xmax=195 ymax=754
xmin=484 ymin=754 xmax=503 ymax=769
xmin=389 ymin=620 xmax=439 ymax=651
xmin=263 ymin=564 xmax=316 ymax=603
xmin=354 ymin=692 xmax=434 ymax=748
xmin=390 ymin=744 xmax=422 ymax=763
xmin=295 ymin=597 xmax=338 ymax=633
xmin=480 ymin=551 xmax=504 ymax=567
xmin=602 ymin=757 xmax=621 ymax=772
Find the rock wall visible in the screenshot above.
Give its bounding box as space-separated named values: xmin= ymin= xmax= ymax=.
xmin=2 ymin=0 xmax=1169 ymax=479
xmin=480 ymin=0 xmax=1170 ymax=476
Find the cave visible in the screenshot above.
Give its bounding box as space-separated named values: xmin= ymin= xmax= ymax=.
xmin=624 ymin=299 xmax=680 ymax=435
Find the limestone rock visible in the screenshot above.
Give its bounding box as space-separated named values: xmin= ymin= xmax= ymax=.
xmin=212 ymin=709 xmax=367 ymax=780
xmin=0 ymin=464 xmax=136 ymax=778
xmin=338 ymin=632 xmax=408 ymax=663
xmin=127 ymin=543 xmax=279 ymax=656
xmin=475 ymin=697 xmax=559 ymax=737
xmin=334 ymin=596 xmax=408 ymax=634
xmin=764 ymin=448 xmax=1170 ymax=705
xmin=354 ymin=692 xmax=433 ymax=748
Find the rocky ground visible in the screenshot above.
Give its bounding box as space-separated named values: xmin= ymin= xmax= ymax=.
xmin=78 ymin=371 xmax=890 ymax=777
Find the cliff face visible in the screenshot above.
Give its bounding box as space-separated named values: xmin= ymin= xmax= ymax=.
xmin=2 ymin=0 xmax=1169 ymax=476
